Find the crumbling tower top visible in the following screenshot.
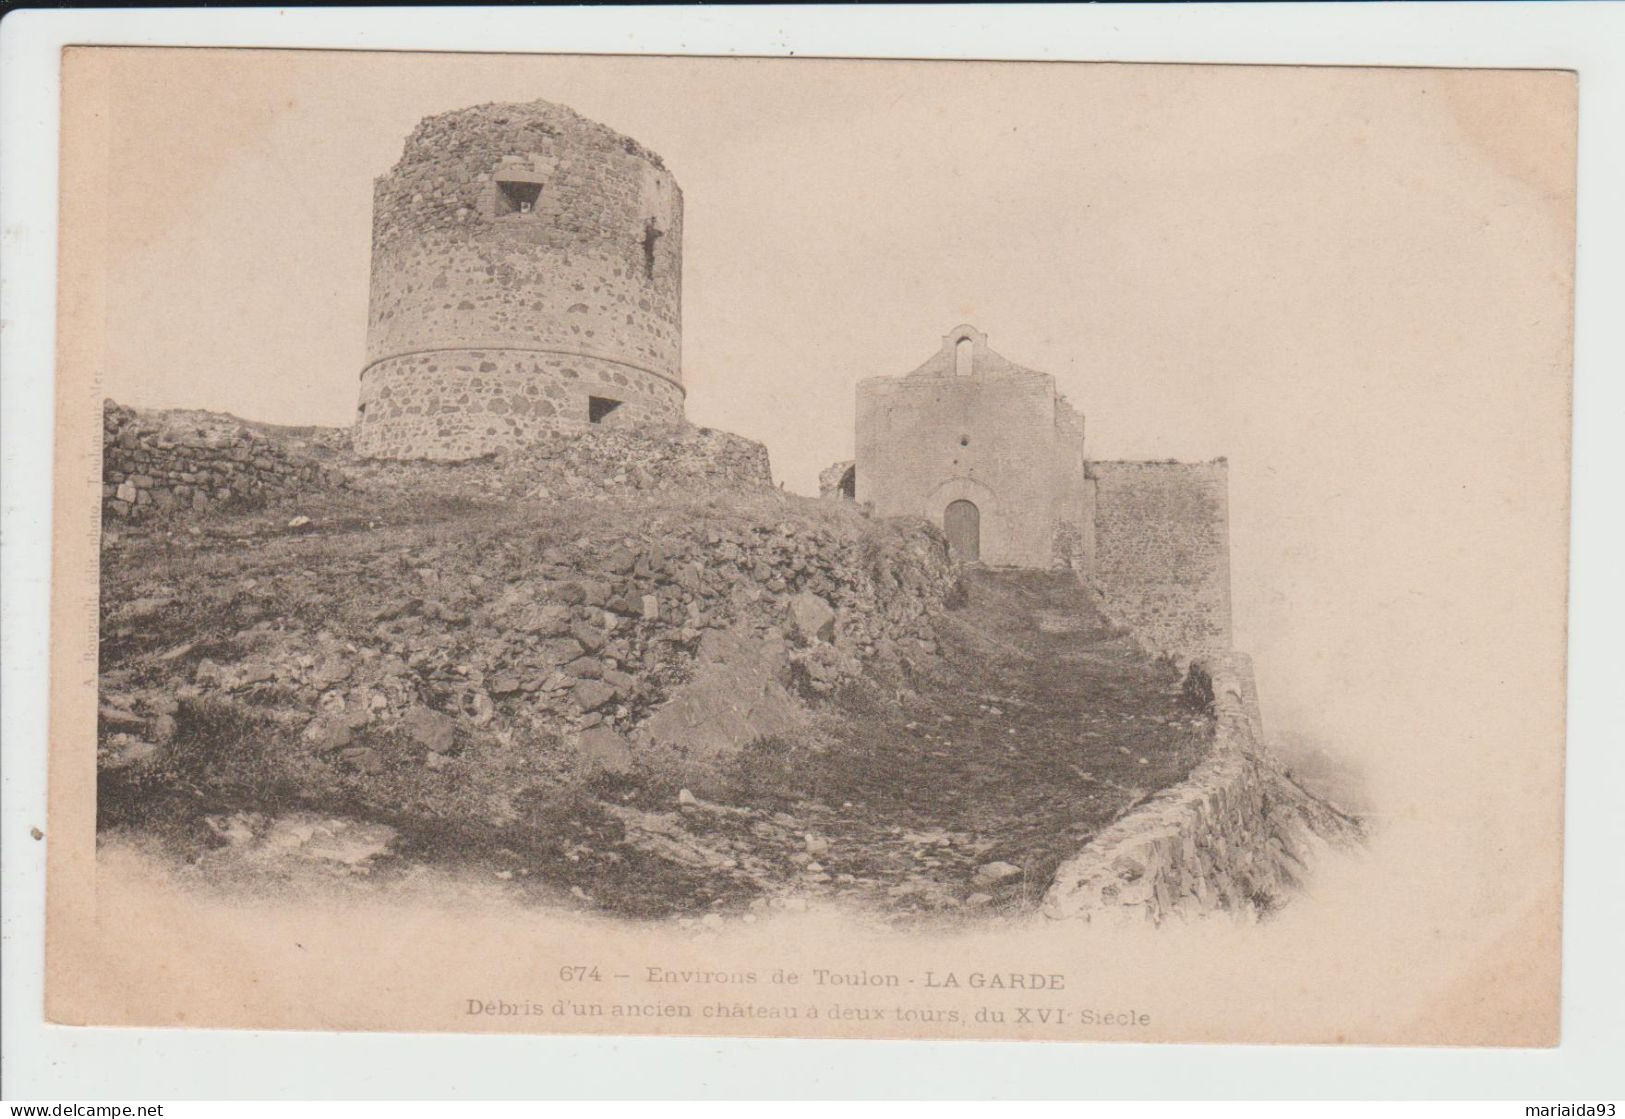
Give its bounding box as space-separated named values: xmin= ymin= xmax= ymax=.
xmin=355 ymin=99 xmax=684 ymax=460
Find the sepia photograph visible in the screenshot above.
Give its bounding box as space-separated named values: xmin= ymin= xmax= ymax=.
xmin=35 ymin=43 xmax=1576 ymax=1050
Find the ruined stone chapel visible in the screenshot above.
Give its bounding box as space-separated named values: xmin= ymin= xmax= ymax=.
xmin=838 ymin=324 xmax=1234 ymax=657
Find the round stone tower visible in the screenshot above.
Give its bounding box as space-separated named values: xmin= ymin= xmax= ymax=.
xmin=354 ymin=99 xmax=684 ymax=459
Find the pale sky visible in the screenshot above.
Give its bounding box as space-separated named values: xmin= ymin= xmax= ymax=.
xmin=86 ymin=49 xmax=1574 ymax=774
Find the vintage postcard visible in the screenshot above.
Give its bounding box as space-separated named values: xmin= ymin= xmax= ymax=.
xmin=45 ymin=47 xmax=1575 ymax=1045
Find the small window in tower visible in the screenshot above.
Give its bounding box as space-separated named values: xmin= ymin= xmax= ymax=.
xmin=955 ymin=337 xmax=974 ymax=376
xmin=588 ymin=396 xmax=623 ymax=425
xmin=496 ymin=180 xmax=543 ymax=216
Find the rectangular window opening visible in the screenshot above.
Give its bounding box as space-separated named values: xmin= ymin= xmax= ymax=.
xmin=588 ymin=396 xmax=623 ymax=425
xmin=496 ymin=180 xmax=543 ymax=216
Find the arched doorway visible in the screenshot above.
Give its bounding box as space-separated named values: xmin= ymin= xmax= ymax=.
xmin=837 ymin=464 xmax=856 ymax=500
xmin=944 ymin=499 xmax=980 ymax=562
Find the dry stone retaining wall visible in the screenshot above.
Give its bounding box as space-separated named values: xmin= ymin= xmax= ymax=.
xmin=347 ymin=421 xmax=774 ymax=501
xmin=1042 ymin=653 xmax=1361 ymax=922
xmin=101 ymin=401 xmax=334 ymax=521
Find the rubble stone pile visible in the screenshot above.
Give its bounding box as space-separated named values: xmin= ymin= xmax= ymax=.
xmin=98 ymin=475 xmax=959 ymax=845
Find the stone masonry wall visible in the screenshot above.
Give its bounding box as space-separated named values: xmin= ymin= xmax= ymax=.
xmin=1086 ymin=460 xmax=1233 ymax=658
xmin=356 ymin=99 xmax=684 ymax=459
xmin=101 ymin=401 xmax=334 ymax=521
xmin=1042 ymin=653 xmax=1361 ymax=922
xmin=357 ymin=349 xmax=683 ymax=461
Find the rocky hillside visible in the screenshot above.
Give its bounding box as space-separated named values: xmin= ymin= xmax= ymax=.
xmin=98 ymin=410 xmax=1221 ymax=924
